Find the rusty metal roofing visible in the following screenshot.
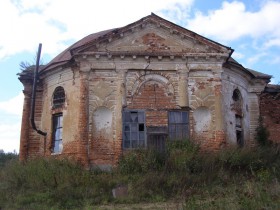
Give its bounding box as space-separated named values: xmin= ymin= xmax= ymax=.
xmin=42 ymin=29 xmax=115 ymax=72
xmin=246 ymin=68 xmax=271 ymax=79
xmin=264 ymin=84 xmax=280 ymax=93
xmin=227 ymin=57 xmax=271 ymax=80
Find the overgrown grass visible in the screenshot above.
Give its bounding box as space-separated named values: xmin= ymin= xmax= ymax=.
xmin=0 ymin=142 xmax=279 ymax=209
xmin=0 ymin=151 xmax=18 ymax=169
xmin=0 ymin=157 xmax=118 ymax=209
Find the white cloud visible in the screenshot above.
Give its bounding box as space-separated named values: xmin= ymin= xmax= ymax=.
xmin=0 ymin=92 xmax=23 ymax=116
xmin=264 ymin=38 xmax=280 ymax=48
xmin=271 ymin=56 xmax=280 ymax=65
xmin=186 ymin=1 xmax=280 ymax=44
xmin=247 ymin=52 xmax=267 ymax=65
xmin=0 ymin=93 xmax=24 ymax=153
xmin=269 ymin=77 xmax=277 ymax=84
xmin=0 ymin=122 xmax=21 ymax=153
xmin=232 ymin=51 xmax=244 ymax=60
xmin=0 ymin=0 xmax=194 ymax=60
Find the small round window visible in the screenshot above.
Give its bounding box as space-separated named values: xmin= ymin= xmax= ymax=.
xmin=53 ymin=86 xmax=65 ymax=108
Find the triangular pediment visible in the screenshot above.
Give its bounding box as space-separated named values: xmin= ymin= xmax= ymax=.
xmin=72 ymin=14 xmax=232 ymax=56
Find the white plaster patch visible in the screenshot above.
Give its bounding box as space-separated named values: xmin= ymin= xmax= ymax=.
xmin=193 ymin=106 xmax=211 ymax=133
xmin=93 ymin=107 xmax=112 ymax=131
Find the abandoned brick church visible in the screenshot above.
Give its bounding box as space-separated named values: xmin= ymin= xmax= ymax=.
xmin=18 ymin=14 xmax=280 ymax=168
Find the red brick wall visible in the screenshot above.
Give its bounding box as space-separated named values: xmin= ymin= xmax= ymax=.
xmin=78 ymin=73 xmax=90 ymax=167
xmin=90 ymin=137 xmax=115 ymax=165
xmin=128 ymin=81 xmax=177 ymax=127
xmin=19 ymin=83 xmax=32 ymax=161
xmin=28 ymin=87 xmax=44 ymax=158
xmin=260 ymin=91 xmax=280 ymax=144
xmin=19 ymin=80 xmax=46 ymax=161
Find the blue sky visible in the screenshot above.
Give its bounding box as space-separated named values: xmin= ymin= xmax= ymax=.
xmin=0 ymin=0 xmax=280 ymax=152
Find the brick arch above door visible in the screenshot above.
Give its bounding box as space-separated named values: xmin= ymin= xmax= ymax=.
xmin=130 ymin=73 xmax=175 ymax=98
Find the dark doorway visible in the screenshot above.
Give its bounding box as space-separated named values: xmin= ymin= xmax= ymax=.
xmin=236 ymin=130 xmax=244 ymax=147
xmin=235 ymin=115 xmax=243 ymax=146
xmin=147 ymin=126 xmax=167 ymax=152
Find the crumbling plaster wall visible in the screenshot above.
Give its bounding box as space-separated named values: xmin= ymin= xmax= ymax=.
xmin=126 ymin=70 xmax=178 ymax=130
xmin=40 ymin=67 xmax=81 ymax=156
xmin=188 ymin=61 xmax=226 ymax=151
xmin=221 ymin=68 xmax=265 ymax=146
xmin=84 ymin=56 xmax=188 ymax=166
xmin=98 ymin=22 xmax=213 ymax=54
xmin=82 ymin=54 xmax=230 ymax=165
xmin=88 ymin=69 xmax=118 ymax=166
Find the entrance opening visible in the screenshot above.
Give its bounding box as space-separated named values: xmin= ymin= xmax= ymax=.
xmin=235 ymin=115 xmax=244 ymax=146
xmin=236 ymin=130 xmax=243 ymax=147
xmin=147 ymin=126 xmax=167 ymax=152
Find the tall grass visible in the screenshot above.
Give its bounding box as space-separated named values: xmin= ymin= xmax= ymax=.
xmin=0 ymin=142 xmax=279 ymax=209
xmin=0 ymin=151 xmax=18 ymax=169
xmin=0 ymin=157 xmax=117 ymax=209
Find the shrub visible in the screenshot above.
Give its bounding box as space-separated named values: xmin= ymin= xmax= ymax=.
xmin=1 ymin=142 xmax=279 ymax=208
xmin=255 ymin=116 xmax=270 ymax=146
xmin=0 ymin=151 xmax=18 ymax=169
xmin=165 ymin=140 xmax=200 ymax=173
xmin=118 ymin=148 xmax=166 ymax=174
xmin=0 ymin=157 xmax=115 ymax=209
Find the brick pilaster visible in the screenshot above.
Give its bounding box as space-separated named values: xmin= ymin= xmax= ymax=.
xmin=78 ymin=71 xmax=89 ymax=167
xmin=19 ymin=83 xmax=32 ymax=161
xmin=178 ymin=70 xmax=189 ymax=107
xmin=114 ymin=70 xmax=127 ymax=165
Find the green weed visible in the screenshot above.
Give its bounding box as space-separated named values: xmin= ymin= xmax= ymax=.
xmin=0 ymin=144 xmax=279 ymax=209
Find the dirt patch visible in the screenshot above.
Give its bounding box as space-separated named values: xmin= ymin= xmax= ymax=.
xmin=94 ymin=202 xmax=184 ymax=210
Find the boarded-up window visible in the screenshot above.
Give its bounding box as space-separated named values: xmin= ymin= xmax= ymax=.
xmin=168 ymin=111 xmax=189 ymax=140
xmin=123 ymin=110 xmax=146 ymax=149
xmin=52 ymin=114 xmax=63 ymax=153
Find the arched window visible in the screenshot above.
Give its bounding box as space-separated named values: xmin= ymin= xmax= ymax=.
xmin=232 ymin=89 xmax=244 ymax=147
xmin=53 ymin=86 xmax=65 ymax=108
xmin=232 ymin=89 xmax=242 ymax=114
xmin=232 ymin=89 xmax=241 ymax=102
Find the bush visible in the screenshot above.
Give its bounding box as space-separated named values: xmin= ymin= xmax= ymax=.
xmin=0 ymin=157 xmax=116 ymax=209
xmin=165 ymin=140 xmax=200 ymax=172
xmin=255 ymin=116 xmax=270 ymax=146
xmin=0 ymin=151 xmax=18 ymax=169
xmin=118 ymin=148 xmax=166 ymax=174
xmin=0 ymin=143 xmax=279 ymax=208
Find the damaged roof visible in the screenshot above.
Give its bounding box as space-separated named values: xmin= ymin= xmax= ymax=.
xmin=264 ymin=84 xmax=280 ymax=93
xmin=41 ymin=13 xmax=232 ymax=73
xmin=40 ymin=13 xmax=271 ymax=81
xmin=226 ymin=57 xmax=271 ymax=80
xmin=42 ymin=29 xmax=114 ymax=71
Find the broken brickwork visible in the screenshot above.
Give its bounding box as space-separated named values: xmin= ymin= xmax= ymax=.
xmin=18 ymin=14 xmax=272 ymax=167
xmin=260 ymin=85 xmax=280 ymax=144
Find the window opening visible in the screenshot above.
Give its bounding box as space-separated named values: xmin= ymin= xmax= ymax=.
xmin=53 ymin=86 xmax=65 ymax=108
xmin=168 ymin=111 xmax=189 ymax=140
xmin=235 ymin=115 xmax=244 ymax=147
xmin=236 ymin=130 xmax=243 ymax=147
xmin=232 ymin=89 xmax=241 ymax=101
xmin=123 ymin=110 xmax=146 ymax=149
xmin=232 ymin=89 xmax=242 ymax=114
xmin=52 ymin=114 xmax=63 ymax=153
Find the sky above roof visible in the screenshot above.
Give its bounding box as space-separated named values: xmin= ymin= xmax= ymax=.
xmin=0 ymin=0 xmax=280 ymax=152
